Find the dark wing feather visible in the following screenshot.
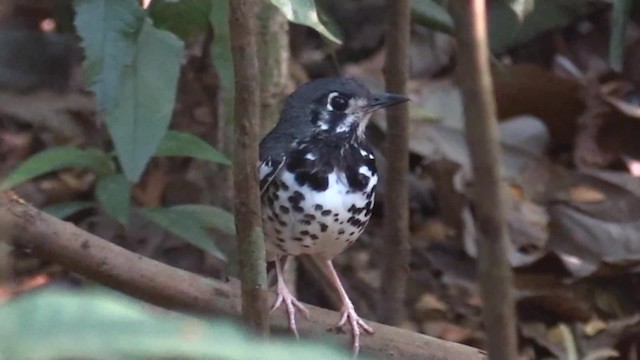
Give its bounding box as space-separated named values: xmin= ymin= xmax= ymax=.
xmin=258 ymin=155 xmax=285 ymax=194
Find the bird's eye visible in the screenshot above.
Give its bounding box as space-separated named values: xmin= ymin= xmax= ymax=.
xmin=329 ymin=95 xmax=349 ymax=112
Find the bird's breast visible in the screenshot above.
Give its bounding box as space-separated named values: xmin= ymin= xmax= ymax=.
xmin=262 ymin=146 xmax=377 ymax=259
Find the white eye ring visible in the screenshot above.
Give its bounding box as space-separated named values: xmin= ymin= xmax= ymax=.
xmin=327 ymin=92 xmax=348 ymax=112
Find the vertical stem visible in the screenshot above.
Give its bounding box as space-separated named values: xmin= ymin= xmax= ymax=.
xmin=450 ymin=2 xmax=518 ymax=359
xmin=379 ymin=0 xmax=411 ymax=326
xmin=229 ymin=0 xmax=269 ymax=335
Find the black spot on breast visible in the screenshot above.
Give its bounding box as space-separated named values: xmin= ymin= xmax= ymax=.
xmin=276 ymin=243 xmax=286 ymax=252
xmin=300 ymin=230 xmax=310 ymax=236
xmin=278 ymin=219 xmax=287 ymax=227
xmin=334 ymin=218 xmax=339 ymax=223
xmin=272 ymin=192 xmax=279 ymax=201
xmin=345 ymin=169 xmax=369 ymax=192
xmin=294 ymin=237 xmax=303 ymax=242
xmin=321 ymin=209 xmax=332 ymax=217
xmin=292 ymin=204 xmax=304 ymax=213
xmin=299 ymin=219 xmax=311 ymax=226
xmin=292 ymin=190 xmax=305 ymax=201
xmin=279 ymin=205 xmax=290 ymax=214
xmin=303 ymin=244 xmax=311 ymax=248
xmin=319 ymin=222 xmax=328 ymax=232
xmin=310 ymin=234 xmax=319 ymax=240
xmin=277 ymin=237 xmax=286 ymax=243
xmin=294 ymin=171 xmax=329 ymax=191
xmin=304 ymin=214 xmax=316 ymax=221
xmin=349 ymin=231 xmax=355 ymax=236
xmin=274 ymin=228 xmax=282 ymax=235
xmin=271 ymin=181 xmax=280 ymax=192
xmin=280 ymin=181 xmax=289 ymax=191
xmin=314 ymin=204 xmax=324 ymax=211
xmin=267 ymin=215 xmax=275 ymax=222
xmin=338 ymin=228 xmax=345 ymax=235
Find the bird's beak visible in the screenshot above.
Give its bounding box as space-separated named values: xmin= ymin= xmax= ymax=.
xmin=367 ymin=92 xmax=410 ymax=112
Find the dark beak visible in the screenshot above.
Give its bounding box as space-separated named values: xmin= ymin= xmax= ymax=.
xmin=367 ymin=92 xmax=410 ymax=112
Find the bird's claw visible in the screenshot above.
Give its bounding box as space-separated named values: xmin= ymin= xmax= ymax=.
xmin=271 ymin=285 xmax=309 ymax=339
xmin=337 ymin=305 xmax=374 ymax=356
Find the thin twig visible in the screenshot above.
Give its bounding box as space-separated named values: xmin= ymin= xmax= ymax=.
xmin=0 ymin=193 xmax=486 ymax=360
xmin=229 ymin=0 xmax=269 ymax=334
xmin=449 ymin=2 xmax=519 ymax=359
xmin=379 ymin=0 xmax=411 ymax=326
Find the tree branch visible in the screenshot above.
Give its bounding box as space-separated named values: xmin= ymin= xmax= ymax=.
xmin=0 ymin=193 xmax=486 ymax=360
xmin=380 ymin=0 xmax=411 ymax=325
xmin=450 ymin=2 xmax=519 ymax=359
xmin=229 ymin=0 xmax=269 ymax=334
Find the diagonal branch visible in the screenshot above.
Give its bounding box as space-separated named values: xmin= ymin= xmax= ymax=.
xmin=0 ymin=193 xmax=486 ymax=360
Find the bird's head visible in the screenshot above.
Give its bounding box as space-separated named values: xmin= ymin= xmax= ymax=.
xmin=277 ymin=77 xmax=409 ymax=140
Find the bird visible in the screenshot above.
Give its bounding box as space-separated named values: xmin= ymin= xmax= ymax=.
xmin=258 ymin=76 xmax=409 ymax=353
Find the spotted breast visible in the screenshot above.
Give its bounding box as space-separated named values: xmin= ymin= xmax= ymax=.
xmin=261 ymin=136 xmax=377 ymax=260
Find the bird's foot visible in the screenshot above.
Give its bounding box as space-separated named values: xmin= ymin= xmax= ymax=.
xmin=337 ymin=304 xmax=374 ymax=355
xmin=270 ymin=284 xmax=309 ymax=339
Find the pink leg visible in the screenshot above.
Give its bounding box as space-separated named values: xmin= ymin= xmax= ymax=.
xmin=319 ymin=259 xmax=374 ymax=355
xmin=270 ymin=256 xmax=309 ymax=338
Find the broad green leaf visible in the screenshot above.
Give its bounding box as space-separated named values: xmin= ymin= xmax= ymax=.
xmin=106 ymin=18 xmax=184 ymax=182
xmin=42 ymin=201 xmax=96 ymax=219
xmin=138 ymin=207 xmax=226 ymax=261
xmin=155 ymin=130 xmax=231 ymax=165
xmin=95 ymin=173 xmax=131 ymax=224
xmin=411 ymin=0 xmax=454 ymax=34
xmin=170 ymin=204 xmax=236 ymax=235
xmin=209 ymin=2 xmax=234 ymax=125
xmin=149 ymin=0 xmax=212 ymax=40
xmin=74 ymin=0 xmax=144 ymax=112
xmin=269 ymin=0 xmax=342 ymax=44
xmin=489 ymin=0 xmax=593 ymax=53
xmin=611 ymin=0 xmax=633 ymax=72
xmin=0 ymin=288 xmax=362 ymax=360
xmin=0 ymin=147 xmax=114 ymax=190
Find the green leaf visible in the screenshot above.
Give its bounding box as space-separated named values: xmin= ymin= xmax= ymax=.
xmin=269 ymin=0 xmax=342 ymax=44
xmin=209 ymin=2 xmax=234 ymax=124
xmin=611 ymin=0 xmax=633 ymax=72
xmin=488 ymin=0 xmax=593 ymax=53
xmin=138 ymin=207 xmax=226 ymax=261
xmin=95 ymin=173 xmax=131 ymax=224
xmin=42 ymin=201 xmax=96 ymax=219
xmin=0 ymin=288 xmax=363 ymax=360
xmin=156 ymin=130 xmax=231 ymax=165
xmin=0 ymin=147 xmax=114 ymax=190
xmin=411 ymin=0 xmax=454 ymax=34
xmin=106 ymin=18 xmax=184 ymax=182
xmin=170 ymin=204 xmax=236 ymax=235
xmin=74 ymin=0 xmax=144 ymax=112
xmin=149 ymin=0 xmax=212 ymax=39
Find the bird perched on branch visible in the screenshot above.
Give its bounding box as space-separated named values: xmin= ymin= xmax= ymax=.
xmin=259 ymin=76 xmax=408 ymax=353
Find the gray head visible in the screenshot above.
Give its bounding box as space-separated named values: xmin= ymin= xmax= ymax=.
xmin=273 ymin=76 xmax=407 ymax=136
xmin=260 ymin=77 xmax=408 ymax=160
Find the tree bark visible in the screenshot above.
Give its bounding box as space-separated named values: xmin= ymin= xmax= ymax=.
xmin=0 ymin=193 xmax=486 ymax=360
xmin=449 ymin=2 xmax=519 ymax=359
xmin=379 ymin=0 xmax=411 ymax=326
xmin=229 ymin=0 xmax=268 ymax=335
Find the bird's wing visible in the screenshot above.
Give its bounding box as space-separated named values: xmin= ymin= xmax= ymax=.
xmin=258 ymin=155 xmax=285 ymax=195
